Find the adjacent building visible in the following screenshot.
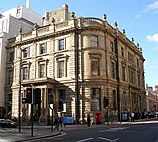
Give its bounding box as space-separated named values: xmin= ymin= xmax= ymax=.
xmin=6 ymin=4 xmax=146 ymax=124
xmin=0 ymin=3 xmax=42 ymax=118
xmin=146 ymin=85 xmax=158 ymax=112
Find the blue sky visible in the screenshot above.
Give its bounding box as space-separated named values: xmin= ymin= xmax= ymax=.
xmin=1 ymin=0 xmax=158 ymax=89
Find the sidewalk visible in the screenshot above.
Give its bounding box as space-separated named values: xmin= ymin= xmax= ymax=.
xmin=0 ymin=124 xmax=98 ymax=142
xmin=0 ymin=126 xmax=62 ymax=142
xmin=0 ymin=118 xmax=157 ymax=142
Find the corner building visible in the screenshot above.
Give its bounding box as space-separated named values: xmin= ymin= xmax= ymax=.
xmin=6 ymin=5 xmax=146 ymax=124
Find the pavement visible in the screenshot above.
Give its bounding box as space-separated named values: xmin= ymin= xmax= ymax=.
xmin=0 ymin=118 xmax=157 ymax=142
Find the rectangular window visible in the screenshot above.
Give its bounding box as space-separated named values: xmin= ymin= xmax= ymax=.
xmin=138 ymin=74 xmax=140 ymax=86
xmin=40 ymin=43 xmax=47 ymax=54
xmin=137 ymin=58 xmax=139 ymax=67
xmin=58 ymin=61 xmax=64 ymax=78
xmin=39 ymin=64 xmax=45 ymax=78
xmin=91 ymin=35 xmax=98 ymax=47
xmin=91 ymin=58 xmax=100 ymax=76
xmin=121 ymin=47 xmax=124 ymax=57
xmin=110 ymin=41 xmax=114 ymax=52
xmin=23 ymin=66 xmax=28 ymax=80
xmin=122 ymin=66 xmax=125 ymax=81
xmin=8 ymin=70 xmax=13 ymax=85
xmin=128 ymin=52 xmax=134 ymax=63
xmin=59 ymin=39 xmax=64 ymax=50
xmin=111 ymin=62 xmax=115 ymax=79
xmin=9 ymin=52 xmax=14 ymax=62
xmin=129 ymin=69 xmax=135 ymax=84
xmin=91 ymin=88 xmax=101 ymax=111
xmin=23 ymin=47 xmax=29 ymax=58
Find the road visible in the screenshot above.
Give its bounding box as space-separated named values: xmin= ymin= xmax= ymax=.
xmin=28 ymin=120 xmax=158 ymax=142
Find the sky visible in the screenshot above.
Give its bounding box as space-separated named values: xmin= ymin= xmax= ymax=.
xmin=1 ymin=0 xmax=158 ymax=89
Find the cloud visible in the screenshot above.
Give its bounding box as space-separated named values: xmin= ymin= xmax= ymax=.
xmin=146 ymin=34 xmax=158 ymax=42
xmin=146 ymin=0 xmax=158 ymax=11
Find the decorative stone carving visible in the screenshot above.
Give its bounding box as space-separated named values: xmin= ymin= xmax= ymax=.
xmin=103 ymin=14 xmax=107 ymax=21
xmin=51 ymin=18 xmax=55 ymax=24
xmin=122 ymin=29 xmax=125 ymax=35
xmin=114 ymin=22 xmax=118 ymax=28
xmin=132 ymin=37 xmax=134 ymax=43
xmin=71 ymin=12 xmax=75 ymax=19
xmin=19 ymin=27 xmax=22 ymax=35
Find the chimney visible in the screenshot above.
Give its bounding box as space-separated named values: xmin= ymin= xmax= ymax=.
xmin=26 ymin=0 xmax=30 ymax=9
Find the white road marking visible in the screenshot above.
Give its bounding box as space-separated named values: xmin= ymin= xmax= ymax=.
xmin=76 ymin=138 xmax=94 ymax=142
xmin=98 ymin=137 xmax=119 ymax=142
xmin=99 ymin=127 xmax=127 ymax=132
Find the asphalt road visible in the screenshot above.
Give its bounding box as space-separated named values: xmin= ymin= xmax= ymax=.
xmin=29 ymin=120 xmax=158 ymax=142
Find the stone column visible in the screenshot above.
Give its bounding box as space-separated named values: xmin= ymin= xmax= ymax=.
xmin=39 ymin=88 xmax=46 ymax=125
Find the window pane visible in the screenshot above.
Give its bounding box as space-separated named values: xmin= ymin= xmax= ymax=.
xmin=40 ymin=43 xmax=47 ymax=54
xmin=110 ymin=41 xmax=114 ymax=52
xmin=9 ymin=52 xmax=14 ymax=62
xmin=91 ymin=58 xmax=100 ymax=76
xmin=121 ymin=47 xmax=124 ymax=57
xmin=59 ymin=39 xmax=64 ymax=50
xmin=122 ymin=66 xmax=125 ymax=81
xmin=40 ymin=64 xmax=45 ymax=78
xmin=91 ymin=88 xmax=101 ymax=111
xmin=23 ymin=47 xmax=29 ymax=58
xmin=111 ymin=62 xmax=115 ymax=78
xmin=23 ymin=67 xmax=28 ymax=80
xmin=59 ymin=61 xmax=64 ymax=78
xmin=91 ymin=35 xmax=98 ymax=47
xmin=8 ymin=70 xmax=13 ymax=84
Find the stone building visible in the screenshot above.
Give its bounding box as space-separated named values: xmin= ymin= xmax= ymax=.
xmin=146 ymin=85 xmax=158 ymax=112
xmin=6 ymin=4 xmax=146 ymax=124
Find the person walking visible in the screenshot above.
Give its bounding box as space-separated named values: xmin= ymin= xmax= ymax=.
xmin=54 ymin=117 xmax=59 ymax=131
xmin=131 ymin=112 xmax=135 ymax=122
xmin=59 ymin=116 xmax=63 ymax=131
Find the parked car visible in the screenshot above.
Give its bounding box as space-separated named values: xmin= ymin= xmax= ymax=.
xmin=0 ymin=119 xmax=18 ymax=128
xmin=0 ymin=119 xmax=6 ymax=127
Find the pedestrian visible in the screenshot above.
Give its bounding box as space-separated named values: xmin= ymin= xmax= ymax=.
xmin=131 ymin=112 xmax=135 ymax=122
xmin=54 ymin=117 xmax=59 ymax=131
xmin=59 ymin=116 xmax=63 ymax=131
xmin=87 ymin=114 xmax=91 ymax=127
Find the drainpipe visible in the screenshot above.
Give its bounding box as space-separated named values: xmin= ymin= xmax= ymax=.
xmin=103 ymin=14 xmax=109 ymax=125
xmin=115 ymin=38 xmax=121 ymax=122
xmin=75 ymin=31 xmax=80 ymax=123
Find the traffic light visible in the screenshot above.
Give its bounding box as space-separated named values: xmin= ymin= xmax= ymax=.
xmin=26 ymin=88 xmax=33 ymax=104
xmin=58 ymin=99 xmax=63 ymax=111
xmin=103 ymin=96 xmax=109 ymax=108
